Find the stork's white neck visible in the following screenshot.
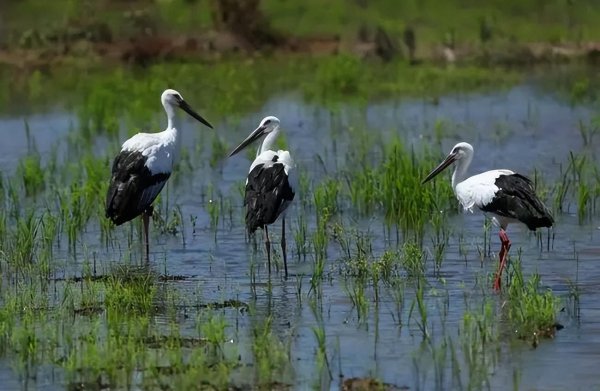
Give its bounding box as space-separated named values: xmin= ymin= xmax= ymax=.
xmin=258 ymin=126 xmax=280 ymax=156
xmin=451 ymin=153 xmax=473 ymax=190
xmin=164 ymin=102 xmax=182 ymax=163
xmin=164 ymin=101 xmax=178 ymax=131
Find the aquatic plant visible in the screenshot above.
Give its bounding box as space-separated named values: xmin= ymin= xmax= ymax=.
xmin=547 ymin=149 xmax=600 ymax=222
xmin=313 ymin=178 xmax=340 ymax=224
xmin=400 ymin=242 xmax=426 ymax=278
xmin=206 ymin=187 xmax=221 ymax=235
xmin=505 ymin=259 xmax=561 ymax=346
xmin=459 ymin=299 xmax=499 ymax=389
xmin=346 ymin=139 xmax=455 ymax=243
xmin=104 ymin=267 xmax=157 ymax=315
xmin=4 ymin=211 xmax=42 ymax=268
xmin=408 ymin=278 xmax=430 ymax=340
xmin=429 ymin=211 xmax=450 ymax=273
xmin=252 ymin=316 xmax=291 ymax=385
xmin=293 ymin=213 xmax=309 ymax=259
xmin=17 ymin=152 xmax=45 ymax=197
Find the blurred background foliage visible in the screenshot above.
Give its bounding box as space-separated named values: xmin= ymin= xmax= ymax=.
xmin=1 ymin=0 xmax=599 ymax=65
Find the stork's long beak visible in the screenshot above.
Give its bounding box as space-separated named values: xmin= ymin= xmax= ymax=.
xmin=228 ymin=125 xmax=267 ymax=157
xmin=179 ymin=100 xmax=213 ymax=129
xmin=422 ymin=151 xmax=458 ymax=184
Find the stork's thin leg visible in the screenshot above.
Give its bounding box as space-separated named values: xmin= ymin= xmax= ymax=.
xmin=281 ymin=217 xmax=288 ymax=279
xmin=142 ymin=211 xmax=150 ymax=263
xmin=264 ymin=225 xmax=271 ymax=275
xmin=493 ymin=229 xmax=511 ymax=291
xmin=493 ymin=243 xmax=506 ymax=291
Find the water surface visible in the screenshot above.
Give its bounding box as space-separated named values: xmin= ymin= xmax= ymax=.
xmin=0 ymin=76 xmax=598 ymax=390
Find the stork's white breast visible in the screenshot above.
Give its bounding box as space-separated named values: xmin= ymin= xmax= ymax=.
xmin=121 ymin=132 xmax=176 ymax=174
xmin=249 ymin=149 xmax=294 ymax=175
xmin=455 ymin=169 xmax=514 ymax=212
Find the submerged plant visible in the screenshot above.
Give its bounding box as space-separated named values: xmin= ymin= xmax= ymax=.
xmin=460 ymin=299 xmax=499 ymax=389
xmin=429 ymin=211 xmax=450 ymax=273
xmin=408 ymin=278 xmax=429 ymax=340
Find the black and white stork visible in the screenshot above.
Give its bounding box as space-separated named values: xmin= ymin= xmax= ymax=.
xmin=422 ymin=142 xmax=554 ymax=290
xmin=228 ymin=116 xmax=295 ymax=278
xmin=106 ymin=89 xmax=213 ymax=261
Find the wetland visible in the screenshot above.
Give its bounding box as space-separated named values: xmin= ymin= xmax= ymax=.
xmin=0 ymin=60 xmax=598 ymax=390
xmin=1 ymin=1 xmax=600 ymax=389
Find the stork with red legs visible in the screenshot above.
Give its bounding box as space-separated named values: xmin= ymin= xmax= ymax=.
xmin=422 ymin=142 xmax=554 ymax=290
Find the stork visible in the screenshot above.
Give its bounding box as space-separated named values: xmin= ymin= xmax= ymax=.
xmin=106 ymin=89 xmax=213 ymax=261
xmin=229 ymin=116 xmax=295 ymax=278
xmin=422 ymin=142 xmax=554 ymax=290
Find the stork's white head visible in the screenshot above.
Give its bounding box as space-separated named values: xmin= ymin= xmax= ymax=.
xmin=422 ymin=142 xmax=474 ymax=184
xmin=258 ymin=116 xmax=280 ymax=133
xmin=449 ymin=142 xmax=474 ymax=161
xmin=161 ymin=89 xmax=184 ymax=107
xmin=161 ymin=89 xmax=213 ymax=129
xmin=228 ymin=116 xmax=281 ymax=157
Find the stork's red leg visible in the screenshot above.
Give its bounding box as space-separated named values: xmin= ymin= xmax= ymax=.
xmin=493 ymin=229 xmax=511 ymax=291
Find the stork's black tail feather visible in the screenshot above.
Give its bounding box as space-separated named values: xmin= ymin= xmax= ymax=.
xmin=481 ymin=173 xmax=554 ymax=231
xmin=524 ymin=210 xmax=554 ymax=231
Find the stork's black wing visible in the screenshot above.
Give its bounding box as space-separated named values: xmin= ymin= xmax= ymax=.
xmin=105 ymin=150 xmax=170 ymax=226
xmin=244 ymin=163 xmax=295 ymax=233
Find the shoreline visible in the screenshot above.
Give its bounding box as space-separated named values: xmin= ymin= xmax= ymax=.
xmin=2 ymin=30 xmax=600 ymax=70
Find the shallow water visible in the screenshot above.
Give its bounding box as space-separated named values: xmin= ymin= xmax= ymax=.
xmin=1 ymin=74 xmax=599 ymax=390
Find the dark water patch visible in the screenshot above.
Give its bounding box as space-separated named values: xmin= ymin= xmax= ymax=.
xmin=140 ymin=335 xmax=208 ymax=349
xmin=51 ymin=268 xmax=196 ymax=284
xmin=73 ymin=305 xmax=104 ymax=316
xmin=341 ymin=377 xmax=410 ymax=391
xmin=67 ymin=378 xmax=110 ymax=391
xmin=158 ymin=274 xmax=196 ymax=281
xmin=197 ymin=299 xmax=250 ymax=312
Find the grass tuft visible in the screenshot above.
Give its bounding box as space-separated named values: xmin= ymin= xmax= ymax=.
xmin=505 ymin=259 xmax=561 ymax=346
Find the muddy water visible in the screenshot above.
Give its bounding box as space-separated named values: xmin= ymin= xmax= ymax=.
xmin=1 ymin=78 xmax=599 ymax=390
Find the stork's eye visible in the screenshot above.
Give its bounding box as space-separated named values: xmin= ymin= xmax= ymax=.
xmin=264 ymin=119 xmax=271 ymax=125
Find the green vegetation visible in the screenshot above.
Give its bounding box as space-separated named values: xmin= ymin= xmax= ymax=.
xmin=346 ymin=138 xmax=455 ymax=241
xmin=505 ymin=259 xmax=561 ymax=346
xmin=459 ymin=299 xmax=499 ymax=389
xmin=264 ymin=0 xmax=600 ymax=44
xmin=4 ymin=0 xmax=600 ymax=61
xmin=0 ymin=57 xmax=520 ymax=121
